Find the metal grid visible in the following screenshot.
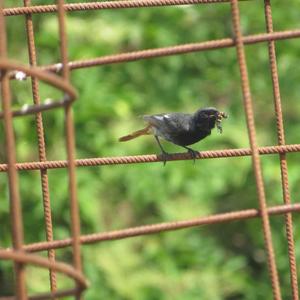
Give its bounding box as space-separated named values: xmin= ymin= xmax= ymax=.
xmin=0 ymin=0 xmax=299 ymax=299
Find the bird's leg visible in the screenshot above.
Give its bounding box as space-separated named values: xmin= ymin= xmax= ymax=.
xmin=155 ymin=135 xmax=169 ymax=166
xmin=183 ymin=146 xmax=198 ymax=163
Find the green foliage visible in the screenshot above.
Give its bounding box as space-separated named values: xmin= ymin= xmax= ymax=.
xmin=1 ymin=0 xmax=300 ymax=299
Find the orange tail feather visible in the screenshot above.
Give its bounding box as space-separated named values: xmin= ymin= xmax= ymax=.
xmin=119 ymin=125 xmax=151 ymax=142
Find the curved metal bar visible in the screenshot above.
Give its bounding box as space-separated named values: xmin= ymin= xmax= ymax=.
xmin=0 ymin=59 xmax=77 ymax=118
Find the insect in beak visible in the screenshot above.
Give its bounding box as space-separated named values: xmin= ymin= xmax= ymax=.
xmin=216 ymin=111 xmax=228 ymax=133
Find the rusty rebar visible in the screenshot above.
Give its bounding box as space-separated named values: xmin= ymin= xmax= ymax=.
xmin=0 ymin=250 xmax=87 ymax=300
xmin=0 ymin=0 xmax=299 ymax=299
xmin=263 ymin=1 xmax=298 ymax=299
xmin=0 ymin=1 xmax=27 ymax=299
xmin=57 ymin=0 xmax=83 ymax=293
xmin=20 ymin=203 xmax=300 ymax=253
xmin=0 ymin=144 xmax=299 ymax=172
xmin=23 ymin=0 xmax=57 ymax=292
xmin=0 ymin=60 xmax=77 ymax=111
xmin=8 ymin=29 xmax=300 ymax=80
xmin=230 ymin=0 xmax=281 ymax=298
xmin=3 ymin=0 xmax=251 ymax=17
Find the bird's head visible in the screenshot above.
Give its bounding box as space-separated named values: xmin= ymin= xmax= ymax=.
xmin=194 ymin=107 xmax=228 ymax=132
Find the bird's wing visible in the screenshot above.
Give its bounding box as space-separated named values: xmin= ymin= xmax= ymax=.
xmin=143 ymin=113 xmax=191 ymax=133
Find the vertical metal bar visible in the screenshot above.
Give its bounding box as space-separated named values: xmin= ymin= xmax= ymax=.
xmin=23 ymin=0 xmax=57 ymax=293
xmin=0 ymin=1 xmax=27 ymax=299
xmin=229 ymin=0 xmax=282 ymax=299
xmin=263 ymin=1 xmax=299 ymax=299
xmin=57 ymin=1 xmax=83 ymax=297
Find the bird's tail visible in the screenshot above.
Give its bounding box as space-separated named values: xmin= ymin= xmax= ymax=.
xmin=119 ymin=125 xmax=152 ymax=142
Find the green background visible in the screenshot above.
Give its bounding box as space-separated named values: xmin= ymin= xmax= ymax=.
xmin=1 ymin=0 xmax=300 ymax=299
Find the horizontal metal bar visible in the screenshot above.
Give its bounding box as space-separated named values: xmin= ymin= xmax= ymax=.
xmin=9 ymin=29 xmax=299 ymax=80
xmin=0 ymin=144 xmax=299 ymax=172
xmin=22 ymin=203 xmax=300 ymax=252
xmin=3 ymin=0 xmax=251 ymax=17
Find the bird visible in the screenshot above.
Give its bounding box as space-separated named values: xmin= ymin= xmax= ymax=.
xmin=119 ymin=107 xmax=227 ymax=164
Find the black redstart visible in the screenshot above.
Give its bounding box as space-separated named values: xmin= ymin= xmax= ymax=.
xmin=119 ymin=107 xmax=227 ymax=164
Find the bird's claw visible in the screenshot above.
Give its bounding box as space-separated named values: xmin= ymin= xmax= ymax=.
xmin=159 ymin=151 xmax=170 ymax=166
xmin=186 ymin=148 xmax=198 ymax=164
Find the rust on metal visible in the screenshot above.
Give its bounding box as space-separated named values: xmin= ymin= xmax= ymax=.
xmin=57 ymin=0 xmax=83 ymax=283
xmin=3 ymin=0 xmax=250 ymax=17
xmin=0 ymin=0 xmax=299 ymax=299
xmin=0 ymin=144 xmax=299 ymax=172
xmin=263 ymin=1 xmax=298 ymax=298
xmin=20 ymin=203 xmax=300 ymax=253
xmin=7 ymin=29 xmax=300 ymax=80
xmin=0 ymin=1 xmax=27 ymax=299
xmin=23 ymin=0 xmax=57 ymax=293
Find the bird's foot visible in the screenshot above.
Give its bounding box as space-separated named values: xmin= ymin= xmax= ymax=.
xmin=159 ymin=151 xmax=170 ymax=166
xmin=185 ymin=147 xmax=198 ymax=164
